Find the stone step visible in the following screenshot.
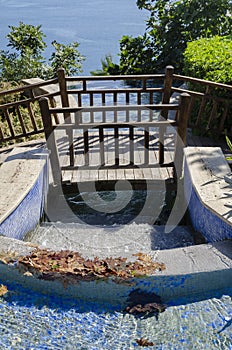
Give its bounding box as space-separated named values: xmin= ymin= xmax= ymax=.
xmin=25 ymin=222 xmax=196 ymax=260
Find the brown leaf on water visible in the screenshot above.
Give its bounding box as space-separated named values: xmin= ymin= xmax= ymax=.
xmin=136 ymin=337 xmax=154 ymax=346
xmin=125 ymin=302 xmax=166 ymax=315
xmin=0 ymin=284 xmax=8 ymax=296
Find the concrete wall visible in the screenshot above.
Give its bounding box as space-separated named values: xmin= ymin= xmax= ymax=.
xmin=184 ymin=147 xmax=232 ymax=242
xmin=0 ymin=146 xmax=48 ymax=240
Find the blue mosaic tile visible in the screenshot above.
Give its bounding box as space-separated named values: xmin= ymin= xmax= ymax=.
xmin=0 ymin=279 xmax=231 ymax=349
xmin=184 ymin=163 xmax=232 ymax=242
xmin=0 ymin=161 xmax=48 ymax=240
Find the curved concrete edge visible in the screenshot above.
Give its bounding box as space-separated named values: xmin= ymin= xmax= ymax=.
xmin=0 ymin=235 xmax=231 ymax=306
xmin=22 ymin=77 xmax=77 ymax=108
xmin=0 ymin=146 xmax=49 ymax=239
xmin=184 ymin=147 xmax=232 ymax=242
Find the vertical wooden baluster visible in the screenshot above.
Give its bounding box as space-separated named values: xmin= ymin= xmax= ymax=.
xmin=114 ymin=92 xmax=117 ymax=122
xmin=16 ymin=105 xmax=26 ymax=135
xmin=137 ymin=91 xmax=141 ymax=122
xmin=58 ymin=68 xmax=69 ymax=112
xmin=49 ymin=98 xmax=59 ymax=125
xmin=207 ymin=99 xmax=218 ymax=131
xmin=126 ymin=92 xmax=130 ymax=122
xmin=115 ymin=126 xmax=119 ymax=166
xmin=130 ymin=126 xmax=134 ymax=165
xmin=144 ymin=127 xmax=149 ymax=165
xmin=149 ymin=91 xmax=153 ymax=121
xmin=69 ymin=127 xmax=74 ymax=167
xmin=90 ymin=93 xmax=94 ymax=123
xmin=99 ymin=127 xmax=105 ymax=166
xmin=219 ymin=101 xmax=229 ymax=133
xmin=0 ymin=126 xmax=4 ymax=142
xmin=39 ymin=97 xmax=61 ymax=185
xmin=78 ymin=92 xmax=82 ymax=107
xmin=196 ymin=86 xmax=210 ymax=128
xmin=4 ymin=109 xmax=15 ymax=138
xmin=77 ymin=93 xmax=82 ymax=123
xmin=102 ymin=92 xmax=106 ymax=123
xmin=159 ymin=65 xmax=174 ymax=164
xmin=27 ymin=101 xmax=37 ymax=131
xmin=84 ymin=128 xmax=89 ymax=166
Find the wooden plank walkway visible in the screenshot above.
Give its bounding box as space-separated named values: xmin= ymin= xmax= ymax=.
xmin=57 ymin=126 xmax=228 ymax=188
xmin=59 ymin=129 xmax=176 ymax=185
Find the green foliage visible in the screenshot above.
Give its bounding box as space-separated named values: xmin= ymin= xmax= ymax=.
xmin=0 ymin=100 xmax=43 ymax=146
xmin=225 ymin=135 xmax=232 ymax=160
xmin=6 ymin=22 xmax=46 ymax=56
xmin=117 ymin=34 xmax=155 ymax=75
xmin=226 ymin=135 xmax=232 ymax=151
xmin=91 ymin=55 xmax=119 ymax=75
xmin=0 ymin=22 xmax=85 ymax=82
xmin=96 ymin=0 xmax=232 ymax=75
xmin=183 ymin=36 xmax=232 ymax=84
xmin=49 ymin=40 xmax=84 ymax=77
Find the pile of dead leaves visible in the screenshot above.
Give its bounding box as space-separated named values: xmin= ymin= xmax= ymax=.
xmin=17 ymin=249 xmax=165 ymax=283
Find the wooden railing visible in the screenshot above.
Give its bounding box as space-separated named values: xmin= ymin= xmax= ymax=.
xmin=39 ymin=92 xmax=191 ymax=184
xmin=171 ymin=74 xmax=232 ymax=136
xmin=0 ymin=65 xmax=232 ymax=149
xmin=0 ymin=77 xmax=59 ymax=144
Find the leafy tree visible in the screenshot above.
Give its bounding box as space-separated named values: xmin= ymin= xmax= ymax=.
xmin=0 ymin=22 xmax=85 ymax=82
xmin=7 ymin=22 xmax=46 ymax=56
xmin=49 ymin=40 xmax=84 ymax=77
xmin=95 ymin=0 xmax=232 ymax=75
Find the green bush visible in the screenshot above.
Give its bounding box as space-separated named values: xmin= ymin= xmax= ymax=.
xmin=183 ymin=36 xmax=232 ymax=84
xmin=94 ymin=0 xmax=232 ymax=75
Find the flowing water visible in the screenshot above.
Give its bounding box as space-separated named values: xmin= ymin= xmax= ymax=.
xmin=0 ymin=281 xmax=231 ymax=349
xmin=1 ymin=1 xmax=232 ymax=348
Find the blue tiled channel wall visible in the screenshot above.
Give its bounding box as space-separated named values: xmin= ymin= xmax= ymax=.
xmin=184 ymin=162 xmax=232 ymax=242
xmin=0 ymin=161 xmax=48 ymax=240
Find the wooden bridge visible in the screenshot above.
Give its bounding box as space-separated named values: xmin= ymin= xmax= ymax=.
xmin=38 ymin=67 xmax=190 ymax=187
xmin=0 ymin=66 xmax=232 ymax=188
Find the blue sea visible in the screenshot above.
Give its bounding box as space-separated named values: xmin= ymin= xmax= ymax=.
xmin=0 ymin=0 xmax=147 ymax=74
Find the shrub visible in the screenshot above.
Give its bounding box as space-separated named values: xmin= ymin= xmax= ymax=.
xmin=183 ymin=36 xmax=232 ymax=84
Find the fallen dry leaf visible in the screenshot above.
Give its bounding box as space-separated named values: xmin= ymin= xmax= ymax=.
xmin=0 ymin=284 xmax=8 ymax=296
xmin=0 ymin=251 xmax=19 ymax=264
xmin=136 ymin=337 xmax=154 ymax=346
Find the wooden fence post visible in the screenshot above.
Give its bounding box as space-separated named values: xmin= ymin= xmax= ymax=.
xmin=57 ymin=68 xmax=69 ymax=109
xmin=57 ymin=67 xmax=73 ymax=165
xmin=39 ymin=97 xmax=61 ymax=185
xmin=159 ymin=65 xmax=174 ymax=164
xmin=174 ymin=92 xmax=191 ymax=178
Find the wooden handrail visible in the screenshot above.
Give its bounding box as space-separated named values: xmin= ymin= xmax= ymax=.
xmin=173 ymin=74 xmax=232 ymax=91
xmin=1 ymin=65 xmax=232 ymax=149
xmin=39 ymin=91 xmax=190 ymax=183
xmin=49 ymin=104 xmax=179 ymax=113
xmin=0 ymin=77 xmax=58 ymax=96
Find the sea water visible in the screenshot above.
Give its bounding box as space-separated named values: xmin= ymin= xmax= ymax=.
xmin=0 ymin=0 xmax=148 ymax=74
